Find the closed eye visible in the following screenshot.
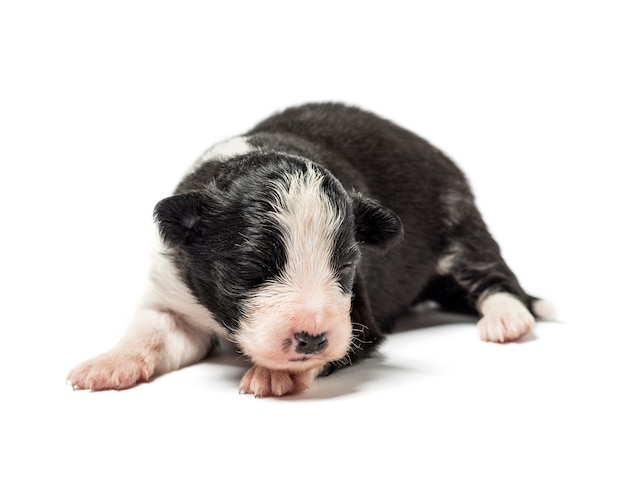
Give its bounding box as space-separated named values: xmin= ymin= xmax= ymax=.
xmin=337 ymin=263 xmax=357 ymax=293
xmin=236 ymin=257 xmax=273 ymax=287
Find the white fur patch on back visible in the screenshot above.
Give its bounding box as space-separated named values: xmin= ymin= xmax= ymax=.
xmin=192 ymin=136 xmax=257 ymax=169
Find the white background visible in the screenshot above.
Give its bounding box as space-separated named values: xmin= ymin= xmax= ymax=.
xmin=1 ymin=1 xmax=624 ymax=478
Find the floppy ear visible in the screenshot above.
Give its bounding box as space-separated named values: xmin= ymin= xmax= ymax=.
xmin=153 ymin=192 xmax=209 ymax=246
xmin=352 ymin=193 xmax=404 ymax=250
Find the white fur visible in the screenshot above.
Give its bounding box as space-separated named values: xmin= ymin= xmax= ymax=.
xmin=270 ymin=164 xmax=345 ymax=300
xmin=477 ymin=292 xmax=535 ymax=343
xmin=441 ymin=190 xmax=467 ymax=227
xmin=532 ymin=299 xmax=558 ymax=319
xmin=436 ymin=242 xmax=461 ymax=275
xmin=138 ymin=227 xmax=230 ymax=365
xmin=192 ymin=136 xmax=256 ymax=169
xmin=67 ymin=226 xmax=228 ymax=390
xmin=234 ymin=164 xmax=353 ymax=380
xmin=142 ymin=227 xmax=226 ymax=335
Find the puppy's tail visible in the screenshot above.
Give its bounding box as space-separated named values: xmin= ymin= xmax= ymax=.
xmin=530 ymin=297 xmax=558 ymax=319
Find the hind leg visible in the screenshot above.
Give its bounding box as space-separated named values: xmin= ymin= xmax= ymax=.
xmin=435 ymin=207 xmax=536 ymax=342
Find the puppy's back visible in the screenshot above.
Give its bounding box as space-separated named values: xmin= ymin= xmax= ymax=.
xmin=248 ymin=102 xmax=471 ymax=328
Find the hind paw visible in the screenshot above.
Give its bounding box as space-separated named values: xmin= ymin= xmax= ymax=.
xmin=478 ymin=292 xmax=535 ymax=343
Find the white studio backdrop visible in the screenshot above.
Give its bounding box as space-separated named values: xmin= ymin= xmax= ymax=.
xmin=1 ymin=1 xmax=624 ymax=479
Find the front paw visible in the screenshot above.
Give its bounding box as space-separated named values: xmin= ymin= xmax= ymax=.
xmin=67 ymin=351 xmax=155 ymax=391
xmin=239 ymin=366 xmax=315 ymax=397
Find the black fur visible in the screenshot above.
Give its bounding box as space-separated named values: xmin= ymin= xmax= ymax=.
xmin=156 ymin=102 xmax=533 ymax=371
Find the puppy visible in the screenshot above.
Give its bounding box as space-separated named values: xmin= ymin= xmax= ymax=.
xmin=67 ymin=103 xmax=551 ymax=397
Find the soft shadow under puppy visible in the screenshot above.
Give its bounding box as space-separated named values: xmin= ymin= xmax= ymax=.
xmin=199 ymin=304 xmax=548 ymax=399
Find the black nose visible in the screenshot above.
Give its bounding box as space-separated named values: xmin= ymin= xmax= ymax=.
xmin=295 ymin=331 xmax=328 ymax=354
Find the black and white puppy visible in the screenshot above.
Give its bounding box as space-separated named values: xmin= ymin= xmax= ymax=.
xmin=68 ymin=103 xmax=551 ymax=397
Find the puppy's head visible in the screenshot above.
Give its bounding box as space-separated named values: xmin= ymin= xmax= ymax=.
xmin=154 ymin=153 xmax=402 ymax=371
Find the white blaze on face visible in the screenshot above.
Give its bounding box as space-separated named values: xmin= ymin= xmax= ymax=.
xmin=235 ymin=165 xmax=353 ymax=371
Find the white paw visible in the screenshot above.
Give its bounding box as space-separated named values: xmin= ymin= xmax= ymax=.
xmin=239 ymin=365 xmax=316 ymax=398
xmin=67 ymin=351 xmax=155 ymax=391
xmin=478 ymin=292 xmax=535 ymax=343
